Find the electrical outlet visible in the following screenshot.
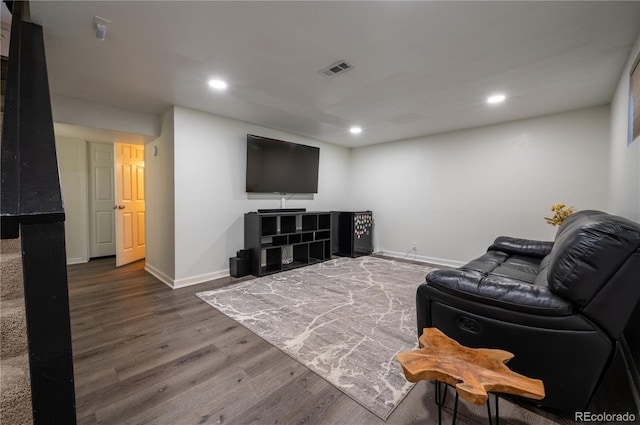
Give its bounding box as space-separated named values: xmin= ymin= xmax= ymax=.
xmin=412 ymin=241 xmax=417 ymax=250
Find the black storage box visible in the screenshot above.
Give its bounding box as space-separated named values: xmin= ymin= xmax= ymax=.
xmin=229 ymin=251 xmax=250 ymax=278
xmin=331 ymin=211 xmax=373 ymax=257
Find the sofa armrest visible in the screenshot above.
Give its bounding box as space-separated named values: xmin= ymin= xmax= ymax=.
xmin=488 ymin=236 xmax=553 ymax=259
xmin=425 ymin=269 xmax=573 ymax=316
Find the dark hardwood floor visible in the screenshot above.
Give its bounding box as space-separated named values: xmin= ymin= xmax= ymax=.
xmin=68 ymin=258 xmax=638 ymax=425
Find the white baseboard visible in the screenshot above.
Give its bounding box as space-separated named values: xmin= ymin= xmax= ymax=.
xmin=146 ymin=251 xmax=454 ymax=290
xmin=145 ymin=263 xmax=230 ymax=289
xmin=67 ymin=257 xmax=88 ymax=265
xmin=377 ymin=250 xmax=465 ymax=268
xmin=144 ymin=263 xmax=175 ymax=289
xmin=173 ymin=269 xmax=230 ymax=289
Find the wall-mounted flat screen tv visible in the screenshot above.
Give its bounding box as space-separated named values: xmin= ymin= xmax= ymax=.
xmin=246 ymin=134 xmax=320 ymax=193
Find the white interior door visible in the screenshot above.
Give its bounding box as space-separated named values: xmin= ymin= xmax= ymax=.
xmin=88 ymin=142 xmax=116 ymax=258
xmin=115 ymin=143 xmax=146 ymax=266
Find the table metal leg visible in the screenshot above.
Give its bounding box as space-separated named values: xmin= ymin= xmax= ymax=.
xmin=486 ymin=393 xmax=500 ymax=425
xmin=435 ymin=381 xmax=444 ymax=425
xmin=435 ymin=381 xmax=448 ymax=406
xmin=451 ymin=391 xmax=459 ymax=424
xmin=434 ymin=382 xmax=461 ymax=425
xmin=434 ymin=383 xmax=500 ymax=425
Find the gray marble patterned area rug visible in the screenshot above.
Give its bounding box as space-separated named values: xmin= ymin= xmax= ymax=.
xmin=196 ymin=256 xmax=437 ymax=420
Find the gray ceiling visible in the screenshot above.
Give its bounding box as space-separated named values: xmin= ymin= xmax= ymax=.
xmin=29 ymin=1 xmax=640 ymax=147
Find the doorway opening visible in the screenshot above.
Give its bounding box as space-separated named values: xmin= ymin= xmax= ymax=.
xmin=88 ymin=142 xmax=145 ymax=266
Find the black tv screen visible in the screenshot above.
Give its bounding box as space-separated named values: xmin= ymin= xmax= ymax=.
xmin=246 ymin=134 xmax=320 ymax=193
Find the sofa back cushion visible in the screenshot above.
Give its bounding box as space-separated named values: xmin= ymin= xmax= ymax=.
xmin=547 ymin=210 xmax=640 ymax=306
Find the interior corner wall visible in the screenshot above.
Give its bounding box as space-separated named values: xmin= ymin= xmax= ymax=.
xmin=611 ymin=34 xmax=640 ymax=413
xmin=55 ymin=136 xmax=89 ymax=264
xmin=609 ymin=33 xmax=640 ymax=222
xmin=172 ymin=106 xmax=350 ymax=287
xmin=348 ymin=106 xmax=610 ymax=266
xmin=144 ymin=108 xmax=176 ymax=286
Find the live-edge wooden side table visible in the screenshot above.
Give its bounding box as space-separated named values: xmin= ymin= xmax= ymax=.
xmin=397 ymin=328 xmax=545 ymax=425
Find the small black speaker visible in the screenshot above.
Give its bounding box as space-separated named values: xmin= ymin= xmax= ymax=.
xmin=236 ymin=249 xmax=251 ymax=260
xmin=229 ymin=257 xmax=249 ymax=278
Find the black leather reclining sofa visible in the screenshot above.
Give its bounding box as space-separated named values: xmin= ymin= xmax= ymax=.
xmin=417 ymin=210 xmax=640 ymax=411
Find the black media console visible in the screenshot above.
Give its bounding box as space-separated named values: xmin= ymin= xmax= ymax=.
xmin=244 ymin=211 xmax=332 ymax=277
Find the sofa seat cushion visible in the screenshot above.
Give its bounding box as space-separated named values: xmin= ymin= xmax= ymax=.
xmin=461 ymin=251 xmax=509 ymax=274
xmin=426 ymin=269 xmax=574 ymax=316
xmin=428 ymin=248 xmax=572 ymax=315
xmin=460 ymin=251 xmax=542 ymax=284
xmin=491 ymin=263 xmax=539 ymax=284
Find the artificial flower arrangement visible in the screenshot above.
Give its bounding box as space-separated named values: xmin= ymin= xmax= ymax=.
xmin=544 ymin=203 xmax=575 ymax=226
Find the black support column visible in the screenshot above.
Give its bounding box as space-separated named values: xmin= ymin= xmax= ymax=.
xmin=1 ymin=2 xmax=77 ymax=423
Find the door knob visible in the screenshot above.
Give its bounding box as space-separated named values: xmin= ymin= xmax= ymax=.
xmin=113 ymin=205 xmax=126 ymax=210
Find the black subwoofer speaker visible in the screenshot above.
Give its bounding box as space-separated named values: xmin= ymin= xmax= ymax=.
xmin=229 ymin=256 xmax=249 ymax=278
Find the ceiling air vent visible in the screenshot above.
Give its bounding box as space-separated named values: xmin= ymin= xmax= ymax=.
xmin=320 ymin=60 xmax=354 ymax=77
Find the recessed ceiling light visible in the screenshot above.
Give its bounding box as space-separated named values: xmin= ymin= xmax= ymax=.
xmin=350 ymin=126 xmax=362 ymax=134
xmin=208 ymin=79 xmax=228 ymax=90
xmin=487 ymin=94 xmax=506 ymax=104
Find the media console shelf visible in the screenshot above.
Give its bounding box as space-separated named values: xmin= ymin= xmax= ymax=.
xmin=245 ymin=211 xmax=332 ymax=277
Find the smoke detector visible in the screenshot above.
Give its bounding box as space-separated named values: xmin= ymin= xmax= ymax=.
xmin=319 ymin=60 xmax=354 ymax=77
xmin=94 ymin=16 xmax=111 ymax=41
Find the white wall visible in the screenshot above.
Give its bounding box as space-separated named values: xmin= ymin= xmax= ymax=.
xmin=349 ymin=106 xmax=611 ymax=266
xmin=55 ymin=101 xmax=619 ymax=281
xmin=1 ymin=23 xmax=9 ymax=57
xmin=144 ymin=108 xmax=176 ymax=285
xmin=52 ymin=95 xmax=161 ymax=139
xmin=55 ymin=136 xmax=89 ymax=264
xmin=609 ymin=34 xmax=640 ymax=222
xmin=171 ymin=106 xmax=351 ymax=287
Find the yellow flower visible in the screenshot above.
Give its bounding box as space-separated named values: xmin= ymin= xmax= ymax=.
xmin=544 ymin=204 xmax=575 ymax=226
